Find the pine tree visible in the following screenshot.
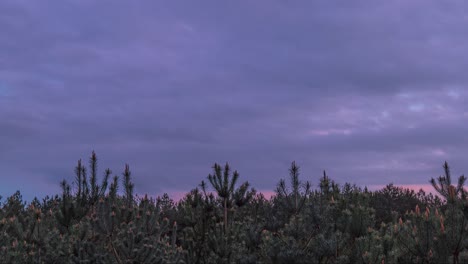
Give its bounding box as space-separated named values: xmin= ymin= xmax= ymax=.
xmin=430 ymin=162 xmax=466 ymax=203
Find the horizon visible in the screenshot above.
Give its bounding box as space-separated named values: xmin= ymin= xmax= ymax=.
xmin=0 ymin=155 xmax=442 ymax=203
xmin=2 ymin=1 xmax=468 ymax=202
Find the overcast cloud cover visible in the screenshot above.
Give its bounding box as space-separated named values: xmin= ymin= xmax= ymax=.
xmin=1 ymin=0 xmax=468 ymax=201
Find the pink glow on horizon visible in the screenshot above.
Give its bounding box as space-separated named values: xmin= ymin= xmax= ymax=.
xmin=151 ymin=185 xmax=438 ymax=203
xmin=256 ymin=190 xmax=276 ymax=199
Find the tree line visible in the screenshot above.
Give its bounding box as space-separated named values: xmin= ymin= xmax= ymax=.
xmin=1 ymin=151 xmax=467 ymax=264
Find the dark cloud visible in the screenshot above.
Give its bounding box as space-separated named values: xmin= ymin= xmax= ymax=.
xmin=1 ymin=0 xmax=467 ymax=201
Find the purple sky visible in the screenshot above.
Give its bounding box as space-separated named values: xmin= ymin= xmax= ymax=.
xmin=1 ymin=1 xmax=468 ymax=201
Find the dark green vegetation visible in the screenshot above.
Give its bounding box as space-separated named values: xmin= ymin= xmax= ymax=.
xmin=1 ymin=152 xmax=468 ymax=264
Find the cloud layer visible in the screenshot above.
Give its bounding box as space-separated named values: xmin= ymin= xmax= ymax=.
xmin=1 ymin=1 xmax=467 ymax=201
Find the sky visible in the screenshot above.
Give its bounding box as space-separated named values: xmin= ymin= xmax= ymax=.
xmin=1 ymin=0 xmax=468 ymax=202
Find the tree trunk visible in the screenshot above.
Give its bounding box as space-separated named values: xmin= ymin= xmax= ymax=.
xmin=224 ymin=198 xmax=228 ymax=234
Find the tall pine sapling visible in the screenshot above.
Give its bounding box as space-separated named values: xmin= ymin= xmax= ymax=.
xmin=430 ymin=161 xmax=467 ymax=203
xmin=207 ymin=163 xmax=239 ymax=234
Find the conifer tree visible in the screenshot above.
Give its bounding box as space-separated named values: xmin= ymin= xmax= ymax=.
xmin=207 ymin=163 xmax=253 ymax=234
xmin=430 ymin=161 xmax=466 ymax=203
xmin=6 ymin=153 xmax=468 ymax=263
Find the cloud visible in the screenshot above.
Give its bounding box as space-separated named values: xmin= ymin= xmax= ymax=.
xmin=1 ymin=0 xmax=467 ymax=201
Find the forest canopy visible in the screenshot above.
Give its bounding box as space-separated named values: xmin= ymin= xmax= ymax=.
xmin=1 ymin=152 xmax=467 ymax=264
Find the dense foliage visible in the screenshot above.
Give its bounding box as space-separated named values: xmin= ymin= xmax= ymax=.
xmin=2 ymin=152 xmax=468 ymax=263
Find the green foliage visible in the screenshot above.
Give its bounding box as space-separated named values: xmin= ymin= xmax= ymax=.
xmin=3 ymin=155 xmax=468 ymax=264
